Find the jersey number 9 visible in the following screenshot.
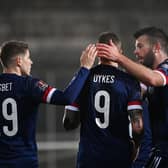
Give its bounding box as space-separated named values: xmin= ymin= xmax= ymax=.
xmin=2 ymin=98 xmax=18 ymax=136
xmin=94 ymin=90 xmax=110 ymax=129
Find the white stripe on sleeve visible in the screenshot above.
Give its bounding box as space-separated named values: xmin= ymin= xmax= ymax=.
xmin=154 ymin=70 xmax=166 ymax=86
xmin=65 ymin=105 xmax=79 ymax=111
xmin=46 ymin=88 xmax=56 ymax=103
xmin=127 ymin=105 xmax=143 ymax=111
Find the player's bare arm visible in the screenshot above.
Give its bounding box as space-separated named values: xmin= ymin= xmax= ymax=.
xmin=128 ymin=109 xmax=144 ymax=161
xmin=128 ymin=109 xmax=144 ymax=146
xmin=96 ymin=41 xmax=165 ymax=86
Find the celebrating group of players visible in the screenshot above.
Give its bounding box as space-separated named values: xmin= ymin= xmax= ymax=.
xmin=0 ymin=26 xmax=168 ymax=168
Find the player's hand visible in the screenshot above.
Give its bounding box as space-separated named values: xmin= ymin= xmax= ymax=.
xmin=80 ymin=44 xmax=97 ymax=69
xmin=96 ymin=40 xmax=121 ymax=62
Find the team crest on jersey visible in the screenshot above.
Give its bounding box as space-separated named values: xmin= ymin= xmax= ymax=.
xmin=36 ymin=80 xmax=48 ymax=91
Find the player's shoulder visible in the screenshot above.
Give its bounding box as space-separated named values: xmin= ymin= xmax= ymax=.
xmin=118 ymin=68 xmax=140 ymax=87
xmin=114 ymin=66 xmax=138 ymax=81
xmin=0 ymin=73 xmax=33 ymax=82
xmin=14 ymin=75 xmax=41 ymax=92
xmin=121 ymin=70 xmax=137 ymax=80
xmin=14 ymin=75 xmax=39 ymax=85
xmin=156 ymin=59 xmax=168 ymax=76
xmin=158 ymin=59 xmax=168 ymax=70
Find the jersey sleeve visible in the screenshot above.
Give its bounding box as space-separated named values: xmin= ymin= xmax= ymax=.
xmin=50 ymin=67 xmax=90 ymax=105
xmin=65 ymin=102 xmax=80 ymax=112
xmin=27 ymin=77 xmax=56 ymax=103
xmin=154 ymin=61 xmax=168 ymax=86
xmin=29 ymin=67 xmax=90 ymax=105
xmin=127 ymin=80 xmax=142 ymax=111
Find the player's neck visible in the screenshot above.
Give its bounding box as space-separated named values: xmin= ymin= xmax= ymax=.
xmin=100 ymin=61 xmax=118 ymax=68
xmin=153 ymin=51 xmax=168 ymax=69
xmin=3 ymin=67 xmax=22 ymax=76
xmin=109 ymin=62 xmax=118 ymax=68
xmin=99 ymin=58 xmax=118 ymax=68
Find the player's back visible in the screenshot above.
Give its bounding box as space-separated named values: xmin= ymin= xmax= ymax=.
xmin=77 ymin=64 xmax=141 ymax=168
xmin=0 ymin=73 xmax=39 ymax=166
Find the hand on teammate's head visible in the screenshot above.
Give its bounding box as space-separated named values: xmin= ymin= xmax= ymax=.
xmin=80 ymin=44 xmax=97 ymax=69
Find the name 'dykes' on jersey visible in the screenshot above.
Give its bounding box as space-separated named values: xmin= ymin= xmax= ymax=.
xmin=93 ymin=74 xmax=115 ymax=84
xmin=0 ymin=82 xmax=12 ymax=92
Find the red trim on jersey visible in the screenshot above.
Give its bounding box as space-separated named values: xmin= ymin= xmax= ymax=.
xmin=65 ymin=102 xmax=80 ymax=111
xmin=128 ymin=101 xmax=142 ymax=106
xmin=127 ymin=100 xmax=142 ymax=111
xmin=42 ymin=86 xmax=53 ymax=102
xmin=71 ymin=102 xmax=80 ymax=108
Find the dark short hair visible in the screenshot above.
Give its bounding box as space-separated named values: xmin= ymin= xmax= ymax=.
xmin=0 ymin=40 xmax=29 ymax=67
xmin=98 ymin=32 xmax=121 ymax=47
xmin=134 ymin=27 xmax=168 ymax=53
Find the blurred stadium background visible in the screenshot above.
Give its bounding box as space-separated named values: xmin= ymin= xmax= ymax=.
xmin=0 ymin=0 xmax=168 ymax=167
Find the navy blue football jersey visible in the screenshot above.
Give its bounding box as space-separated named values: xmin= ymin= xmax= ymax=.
xmin=0 ymin=67 xmax=90 ymax=167
xmin=66 ymin=64 xmax=142 ymax=168
xmin=147 ymin=59 xmax=168 ymax=156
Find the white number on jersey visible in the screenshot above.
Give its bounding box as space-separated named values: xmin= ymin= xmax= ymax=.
xmin=95 ymin=90 xmax=110 ymax=128
xmin=2 ymin=98 xmax=18 ymax=136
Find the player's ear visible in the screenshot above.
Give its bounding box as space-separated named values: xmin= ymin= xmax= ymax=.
xmin=109 ymin=39 xmax=113 ymax=46
xmin=153 ymin=42 xmax=161 ymax=53
xmin=16 ymin=56 xmax=22 ymax=67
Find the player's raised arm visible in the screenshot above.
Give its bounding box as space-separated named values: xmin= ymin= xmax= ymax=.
xmin=48 ymin=44 xmax=97 ymax=105
xmin=96 ymin=40 xmax=165 ymax=87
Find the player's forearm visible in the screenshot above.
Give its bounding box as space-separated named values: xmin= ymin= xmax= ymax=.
xmin=128 ymin=109 xmax=144 ymax=147
xmin=51 ymin=67 xmax=89 ymax=105
xmin=132 ymin=130 xmax=144 ymax=149
xmin=117 ymin=54 xmax=162 ymax=86
xmin=129 ymin=109 xmax=144 ymax=162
